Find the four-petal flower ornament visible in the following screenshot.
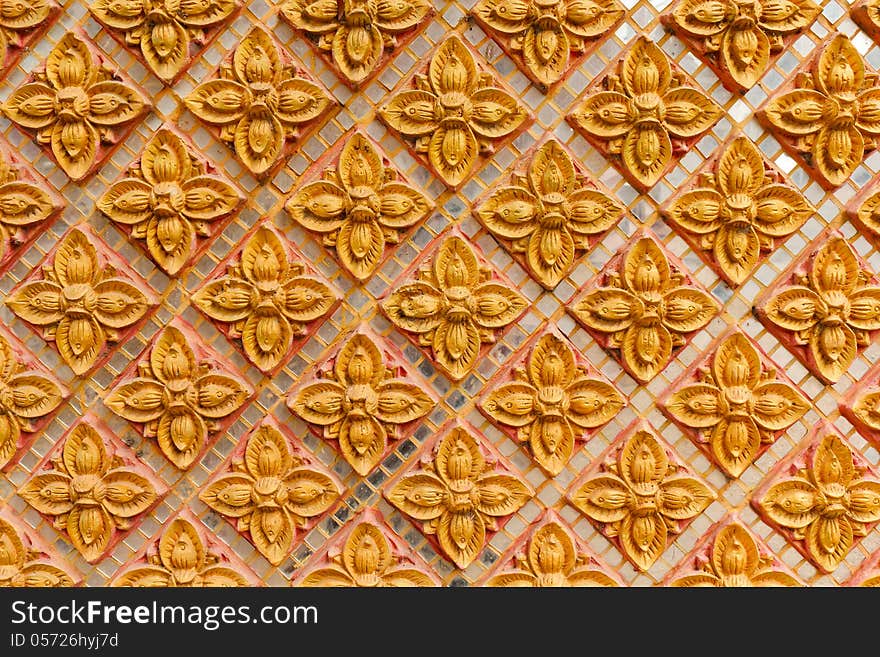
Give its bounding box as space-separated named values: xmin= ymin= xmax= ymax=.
xmin=0 ymin=517 xmax=76 ymax=587
xmin=3 ymin=32 xmax=149 ymax=180
xmin=759 ymin=34 xmax=880 ymax=188
xmin=379 ymin=35 xmax=528 ymax=188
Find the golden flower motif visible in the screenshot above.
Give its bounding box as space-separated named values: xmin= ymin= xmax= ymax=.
xmin=756 ymin=432 xmax=880 ymax=573
xmin=185 ymin=26 xmax=332 ymax=178
xmin=299 ymin=519 xmax=438 ymax=586
xmin=568 ymin=425 xmax=715 ymax=571
xmin=5 ymin=227 xmax=153 ymax=376
xmin=666 ymin=0 xmax=818 ymax=90
xmin=663 ymin=332 xmax=809 ymax=478
xmin=281 ymin=0 xmax=432 ymax=86
xmin=758 ymin=236 xmax=880 ymax=383
xmin=199 ymin=422 xmax=341 ymax=566
xmin=567 ymin=36 xmax=722 ymax=190
xmin=105 ymin=325 xmax=252 ymax=469
xmin=290 ymin=332 xmax=435 ymax=476
xmin=0 ymin=516 xmax=76 ymax=587
xmin=662 ymin=137 xmax=814 ymax=286
xmin=98 ymin=129 xmax=243 ymax=276
xmin=18 ymin=421 xmax=158 ymax=563
xmin=386 ymin=425 xmax=532 ymax=568
xmin=112 ymin=518 xmax=248 ymax=586
xmin=382 ymin=234 xmax=528 ymax=381
xmin=286 ymin=132 xmax=433 ymax=281
xmin=472 ymin=0 xmax=624 ymax=87
xmin=0 ymin=0 xmax=58 ymax=76
xmin=569 ymin=236 xmax=718 ymax=383
xmin=481 ymin=332 xmax=624 ymax=476
xmin=486 ymin=519 xmax=618 ymax=587
xmin=90 ymin=0 xmax=239 ymax=82
xmin=2 ymin=32 xmax=149 ymax=180
xmin=379 ymin=35 xmax=528 ymax=188
xmin=759 ymin=34 xmax=880 ymax=188
xmin=0 ymin=331 xmax=65 ymax=468
xmin=475 ymin=139 xmax=624 ymax=289
xmin=192 ymin=225 xmax=338 ymax=373
xmin=670 ymin=521 xmax=801 ymax=586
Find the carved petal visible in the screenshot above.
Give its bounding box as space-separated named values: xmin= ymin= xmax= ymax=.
xmin=810 ymin=322 xmax=856 ymax=383
xmin=241 ymin=308 xmax=293 ymax=371
xmin=713 ymin=222 xmax=760 ymax=285
xmin=233 ymin=27 xmax=281 ymax=86
xmin=199 ymin=473 xmax=256 ymax=518
xmin=671 ymin=0 xmax=734 ymax=36
xmin=55 ymin=229 xmax=98 ymax=286
xmin=291 ymin=380 xmax=347 ymax=426
xmin=157 ymin=409 xmax=206 ymax=469
xmin=562 ymin=0 xmax=624 ymax=37
xmin=805 ymin=516 xmax=852 ymax=573
xmin=432 ymin=319 xmax=481 ymax=379
xmin=486 ymin=572 xmax=538 ymax=587
xmin=620 ymin=512 xmax=667 ymax=570
xmin=757 ymin=0 xmax=819 ymax=32
xmin=748 ymin=571 xmax=801 ymax=587
xmin=278 ymin=276 xmax=336 ymax=323
xmin=853 ymin=391 xmax=880 ymax=432
xmin=99 ymin=179 xmax=152 ymax=226
xmin=150 ymin=326 xmax=196 ymax=387
xmin=249 ymin=507 xmax=294 ymax=566
xmin=572 ymin=91 xmax=635 ymax=138
xmin=812 ymin=434 xmax=854 ymax=490
xmin=710 ymin=417 xmax=761 ymax=477
xmin=332 ymin=24 xmax=383 ymax=85
xmin=234 ymin=110 xmax=284 ymax=176
xmin=375 ymin=381 xmax=434 ymax=424
xmin=711 ymin=523 xmax=759 ymax=579
xmin=661 ymin=286 xmax=716 ymax=333
xmin=339 ymin=415 xmax=387 ymax=475
xmin=762 ymin=89 xmax=826 ymax=135
xmin=720 ymin=23 xmax=770 ymax=89
xmin=342 ymin=522 xmax=392 ymax=579
xmin=97 ymin=470 xmax=156 ymax=518
xmin=529 ymin=416 xmax=574 ymax=475
xmin=200 ymin=567 xmax=248 ymax=586
xmin=46 ymin=34 xmax=95 ymax=89
xmin=475 ymin=474 xmax=530 ymax=516
xmin=287 ymin=180 xmax=348 ymax=233
xmin=481 ymin=382 xmax=537 ymax=428
xmin=657 ymin=475 xmax=714 ymax=519
xmin=662 ymin=88 xmax=722 ymax=138
xmin=192 ymin=277 xmax=256 ymax=323
xmin=67 ymin=506 xmax=112 ymax=562
xmin=241 ymin=226 xmax=287 ymax=285
xmin=569 ymin=474 xmax=633 ymax=523
xmin=284 ymin=468 xmax=340 ymax=518
xmin=764 ymin=286 xmax=823 ymax=331
xmin=387 ymin=472 xmax=448 ymax=520
xmin=145 ymin=215 xmax=196 ymax=276
xmin=527 ymin=227 xmax=575 ymax=288
xmin=105 ymin=378 xmax=166 ymax=424
xmin=299 ymin=567 xmax=355 ymax=587
xmin=276 ymin=78 xmax=331 ymax=125
xmin=338 ymin=133 xmax=382 ymax=192
xmin=178 ymin=0 xmax=237 ymax=26
xmin=472 ymin=282 xmax=528 ymax=328
xmin=619 ymin=429 xmax=668 ymax=493
xmin=477 ymin=186 xmax=539 ymax=240
xmin=848 ymin=288 xmax=880 ymax=330
xmin=753 ymin=183 xmax=813 ymax=237
xmin=185 ymin=79 xmax=249 ymax=124
xmin=0 ymin=181 xmax=55 ymax=230
xmin=4 ymin=373 xmax=62 ymax=421
xmin=566 ymin=188 xmax=622 ymax=235
xmin=181 ymin=176 xmax=242 ymax=221
xmin=846 ymin=480 xmax=880 ymax=526
xmin=621 ymin=37 xmax=670 ymax=97
xmin=191 ymin=373 xmax=249 ymax=419
xmin=382 ymin=568 xmax=437 ymax=587
xmin=336 ymin=218 xmax=385 ymax=280
xmin=93 ymin=279 xmax=150 ymax=329
xmin=0 ymin=0 xmax=55 ymax=29
xmin=374 ymin=0 xmax=430 ymax=31
xmin=334 ymin=333 xmax=383 ymax=387
xmin=751 ymin=381 xmax=809 ymax=431
xmin=245 ymin=425 xmax=293 ymax=478
xmin=51 ymin=120 xmax=98 ymax=181
xmin=621 ymin=122 xmax=672 ymax=188
xmin=279 ymin=0 xmax=339 ymax=33
xmin=528 ymin=334 xmax=574 ymax=388
xmin=379 ymin=90 xmax=440 ymax=137
xmin=437 ymin=510 xmax=485 ymax=568
xmin=717 ymin=137 xmax=765 ymax=196
xmin=474 ymin=0 xmax=532 ymax=34
xmin=812 ymin=124 xmax=863 ymax=187
xmin=522 ymin=23 xmax=569 ymax=86
xmin=429 ymin=36 xmax=477 ymax=97
xmin=382 ymin=282 xmax=444 ymax=333
xmin=571 ymin=287 xmax=642 ymax=332
xmin=810 ymin=237 xmax=860 ymax=298
xmin=140 ymin=20 xmax=189 ymax=82
xmin=857 ymin=88 xmax=880 ymax=135
xmin=664 ymin=188 xmax=724 ymax=234
xmin=816 ymin=35 xmax=863 ymax=99
xmin=3 ymin=83 xmax=57 ymax=129
xmin=5 ymin=280 xmax=64 ymax=326
xmin=157 ymin=519 xmax=205 ymax=580
xmin=0 ymin=412 xmax=20 ymax=467
xmin=712 ymin=332 xmax=761 ymax=390
xmin=760 ymin=478 xmax=819 ymax=528
xmin=665 ymin=383 xmax=725 ymax=428
xmin=87 ymin=81 xmax=146 ymax=126
xmin=621 ymin=321 xmax=673 ymax=382
xmin=19 ymin=472 xmax=73 ymax=515
xmin=63 ymin=424 xmax=109 ymax=477
xmin=377 ymin=182 xmax=432 ymax=229
xmin=56 ymin=316 xmax=105 ymax=375
xmin=14 ymin=564 xmax=75 ymax=587
xmin=670 ymin=573 xmax=720 ymax=587
xmin=142 ymin=128 xmax=191 ymax=183
xmin=428 ymin=121 xmax=478 ymax=187
xmin=565 ymin=378 xmax=623 ymax=428
xmin=526 ymin=522 xmax=576 ymax=577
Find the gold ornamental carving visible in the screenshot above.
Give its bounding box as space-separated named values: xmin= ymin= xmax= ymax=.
xmin=89 ymin=0 xmax=239 ymax=83
xmin=567 ymin=36 xmax=723 ymax=191
xmin=280 ymin=0 xmax=432 ymax=86
xmin=379 ymin=35 xmax=528 ymax=189
xmin=485 ymin=513 xmax=619 ymax=586
xmin=199 ymin=419 xmax=342 ymax=566
xmin=471 ymin=0 xmax=624 ymax=88
xmin=568 ymin=234 xmax=718 ymax=383
xmin=5 ymin=226 xmax=155 ymax=376
xmin=0 ymin=329 xmax=66 ymax=469
xmin=289 ymin=331 xmax=436 ymax=476
xmin=298 ymin=510 xmax=439 ymax=586
xmin=663 ymin=0 xmax=819 ymax=91
xmin=112 ymin=517 xmax=250 ymax=586
xmin=0 ymin=515 xmax=78 ymax=587
xmin=661 ymin=331 xmax=809 ymax=478
xmin=756 ymin=235 xmax=880 ymax=384
xmin=661 ymin=136 xmax=814 ymax=286
xmin=105 ymin=324 xmax=252 ymax=469
xmin=842 ymin=364 xmax=880 ymax=446
xmin=286 ymin=131 xmax=434 ymax=281
xmin=474 ymin=138 xmax=624 ymax=290
xmin=758 ymin=34 xmax=880 ymax=189
xmin=0 ymin=0 xmax=59 ymax=81
xmin=847 ymin=181 xmax=880 ymax=248
xmin=568 ymin=422 xmax=716 ymax=571
xmin=480 ymin=331 xmax=624 ymax=476
xmin=382 ymin=233 xmax=529 ymax=381
xmin=98 ymin=128 xmax=244 ymax=277
xmin=667 ymin=520 xmax=801 ymax=586
xmin=184 ymin=26 xmax=333 ymax=178
xmin=18 ymin=419 xmax=160 ymax=563
xmin=2 ymin=32 xmax=150 ymax=181
xmin=754 ymin=428 xmax=880 ymax=573
xmin=386 ymin=424 xmax=532 ymax=568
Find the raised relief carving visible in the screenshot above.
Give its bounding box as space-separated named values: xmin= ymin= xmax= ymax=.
xmin=185 ymin=26 xmax=334 ymax=179
xmin=112 ymin=516 xmax=251 ymax=586
xmin=480 ymin=331 xmax=624 ymax=476
xmin=382 ymin=233 xmax=529 ymax=381
xmin=5 ymin=226 xmax=155 ymax=376
xmin=297 ymin=509 xmax=440 ymax=586
xmin=755 ymin=234 xmax=880 ymax=384
xmin=379 ymin=35 xmax=528 ymax=189
xmin=90 ymin=0 xmax=240 ymax=83
xmin=2 ymin=32 xmax=150 ymax=181
xmin=18 ymin=418 xmax=161 ymax=563
xmin=0 ymin=514 xmax=78 ymax=587
xmin=841 ymin=359 xmax=880 ymax=450
xmin=666 ymin=519 xmax=801 ymax=586
xmin=105 ymin=324 xmax=252 ymax=469
xmin=846 ymin=178 xmax=880 ymax=248
xmin=567 ymin=36 xmax=722 ymax=191
xmin=98 ymin=128 xmax=244 ymax=277
xmin=660 ymin=331 xmax=809 ymax=478
xmin=289 ymin=331 xmax=436 ymax=476
xmin=568 ymin=234 xmax=719 ymax=383
xmin=472 ymin=0 xmax=624 ymax=88
xmin=0 ymin=0 xmax=60 ymax=82
xmin=851 ymin=0 xmax=880 ymax=47
xmin=568 ymin=422 xmax=716 ymax=571
xmin=661 ymin=137 xmax=814 ymax=286
xmin=192 ymin=224 xmax=338 ymax=373
xmin=753 ymin=425 xmax=880 ymax=573
xmin=474 ymin=138 xmax=624 ymax=289
xmin=386 ymin=423 xmax=532 ymax=568
xmin=484 ymin=512 xmax=619 ymax=586
xmin=757 ymin=34 xmax=880 ymax=189
xmin=662 ymin=0 xmax=819 ymax=91
xmin=280 ymin=0 xmax=432 ymax=86
xmin=286 ymin=131 xmax=433 ymax=281
xmin=0 ymin=329 xmax=66 ymax=469
xmin=199 ymin=419 xmax=341 ymax=566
